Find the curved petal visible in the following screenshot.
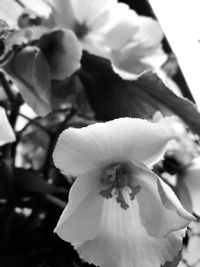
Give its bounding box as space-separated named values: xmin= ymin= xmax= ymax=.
xmin=74 ymin=192 xmax=186 ymax=267
xmin=47 ymin=0 xmax=76 ymax=29
xmin=111 ymin=47 xmax=151 ymax=80
xmin=130 ymin=162 xmax=194 ymax=237
xmin=135 ymin=16 xmax=164 ymax=48
xmin=71 ymin=0 xmax=117 ymax=25
xmin=141 ymin=45 xmax=167 ymax=70
xmin=102 ymin=22 xmax=139 ymax=50
xmin=157 ymin=70 xmax=182 ymax=96
xmin=111 ymin=44 xmax=167 ymax=80
xmin=176 ymin=179 xmax=193 ymax=214
xmin=53 ymin=118 xmax=174 ymax=176
xmin=0 ymin=107 xmax=15 ymax=146
xmin=39 ymin=29 xmax=82 ymax=80
xmin=99 ymin=4 xmax=139 ymax=50
xmin=110 ymin=16 xmax=166 ymax=79
xmin=181 ymin=157 xmax=200 ymax=216
xmin=54 ymin=169 xmax=104 ymax=243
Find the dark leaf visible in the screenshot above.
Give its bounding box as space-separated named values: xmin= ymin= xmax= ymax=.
xmin=14 ymin=168 xmax=66 ymax=194
xmin=0 ymin=158 xmax=14 ymax=199
xmin=80 ymin=52 xmax=200 ymax=135
xmin=4 ymin=45 xmax=51 ymax=116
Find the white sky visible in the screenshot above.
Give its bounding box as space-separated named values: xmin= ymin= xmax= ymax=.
xmin=149 ymin=0 xmax=200 ymax=109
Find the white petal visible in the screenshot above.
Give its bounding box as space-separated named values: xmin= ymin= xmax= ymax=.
xmin=102 ymin=21 xmax=139 ymax=50
xmin=111 ymin=46 xmax=151 ymax=80
xmin=157 ymin=70 xmax=182 ymax=96
xmin=48 ymin=0 xmax=76 ymax=29
xmin=0 ymin=0 xmax=24 ymax=27
xmin=75 ymin=191 xmax=186 ymax=267
xmin=135 ymin=16 xmax=164 ymax=48
xmin=181 ymin=157 xmax=200 ymax=216
xmin=141 ymin=45 xmax=167 ymax=69
xmin=53 ymin=118 xmax=174 ymax=176
xmin=130 ymin=162 xmax=194 ymax=237
xmin=99 ymin=4 xmax=139 ymax=50
xmin=176 ymin=179 xmax=193 ymax=214
xmin=54 ymin=169 xmax=104 ymax=243
xmin=110 ymin=16 xmax=165 ymax=79
xmin=111 ymin=44 xmax=166 ymax=80
xmin=0 ymin=107 xmax=15 ymax=146
xmin=71 ymin=0 xmax=116 ymax=25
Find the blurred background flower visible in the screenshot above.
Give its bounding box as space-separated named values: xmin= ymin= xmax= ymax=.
xmin=0 ymin=105 xmax=15 ymax=145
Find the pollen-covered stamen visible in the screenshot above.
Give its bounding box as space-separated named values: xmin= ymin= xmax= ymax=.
xmin=99 ymin=164 xmax=141 ymax=209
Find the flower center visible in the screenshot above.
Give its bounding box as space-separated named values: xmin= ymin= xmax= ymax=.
xmin=99 ymin=164 xmax=141 ymax=210
xmin=74 ymin=22 xmax=90 ymax=40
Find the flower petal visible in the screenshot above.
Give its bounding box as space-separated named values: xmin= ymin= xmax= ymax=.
xmin=110 ymin=16 xmax=166 ymax=79
xmin=141 ymin=45 xmax=167 ymax=69
xmin=75 ymin=191 xmax=185 ymax=267
xmin=131 ymin=161 xmax=194 ymax=237
xmin=135 ymin=16 xmax=164 ymax=48
xmin=39 ymin=29 xmax=82 ymax=80
xmin=71 ymin=0 xmax=117 ymax=25
xmin=54 ymin=169 xmax=104 ymax=243
xmin=53 ymin=118 xmax=174 ymax=176
xmin=0 ymin=107 xmax=15 ymax=146
xmin=111 ymin=46 xmax=151 ymax=80
xmin=111 ymin=44 xmax=167 ymax=80
xmin=48 ymin=0 xmax=76 ymax=29
xmin=100 ymin=4 xmax=139 ymax=50
xmin=180 ymin=157 xmax=200 ymax=216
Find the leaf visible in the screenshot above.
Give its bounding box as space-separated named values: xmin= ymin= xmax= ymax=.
xmin=0 ymin=158 xmax=15 ymax=199
xmin=80 ymin=52 xmax=200 ymax=135
xmin=5 ymin=45 xmax=52 ymax=116
xmin=14 ymin=168 xmax=66 ymax=194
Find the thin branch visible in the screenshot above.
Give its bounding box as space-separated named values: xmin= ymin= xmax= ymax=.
xmin=19 ymin=113 xmax=52 ymax=135
xmin=14 ymin=0 xmax=25 ymax=8
xmin=45 ymin=194 xmax=66 ymax=209
xmin=0 ymin=71 xmax=16 ymax=103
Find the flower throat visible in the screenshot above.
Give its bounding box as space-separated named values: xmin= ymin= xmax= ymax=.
xmin=100 ymin=164 xmax=141 ymax=210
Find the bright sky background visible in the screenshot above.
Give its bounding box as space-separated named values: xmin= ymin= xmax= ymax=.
xmin=149 ymin=0 xmax=200 ymax=109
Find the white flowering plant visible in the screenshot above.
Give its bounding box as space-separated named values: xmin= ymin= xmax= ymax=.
xmin=0 ymin=1 xmax=200 ymax=267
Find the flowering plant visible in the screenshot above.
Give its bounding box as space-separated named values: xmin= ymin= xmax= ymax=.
xmin=0 ymin=1 xmax=200 ymax=267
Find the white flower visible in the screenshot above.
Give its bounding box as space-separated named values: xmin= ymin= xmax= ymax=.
xmin=153 ymin=112 xmax=200 ymax=216
xmin=178 ymin=157 xmax=200 ymax=216
xmin=152 ymin=112 xmax=187 ymax=140
xmin=53 ymin=118 xmax=194 ymax=267
xmin=21 ymin=0 xmax=167 ymax=79
xmin=0 ymin=106 xmax=15 ymax=146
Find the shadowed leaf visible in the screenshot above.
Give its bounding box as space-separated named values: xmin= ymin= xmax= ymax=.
xmin=80 ymin=53 xmax=200 ymax=135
